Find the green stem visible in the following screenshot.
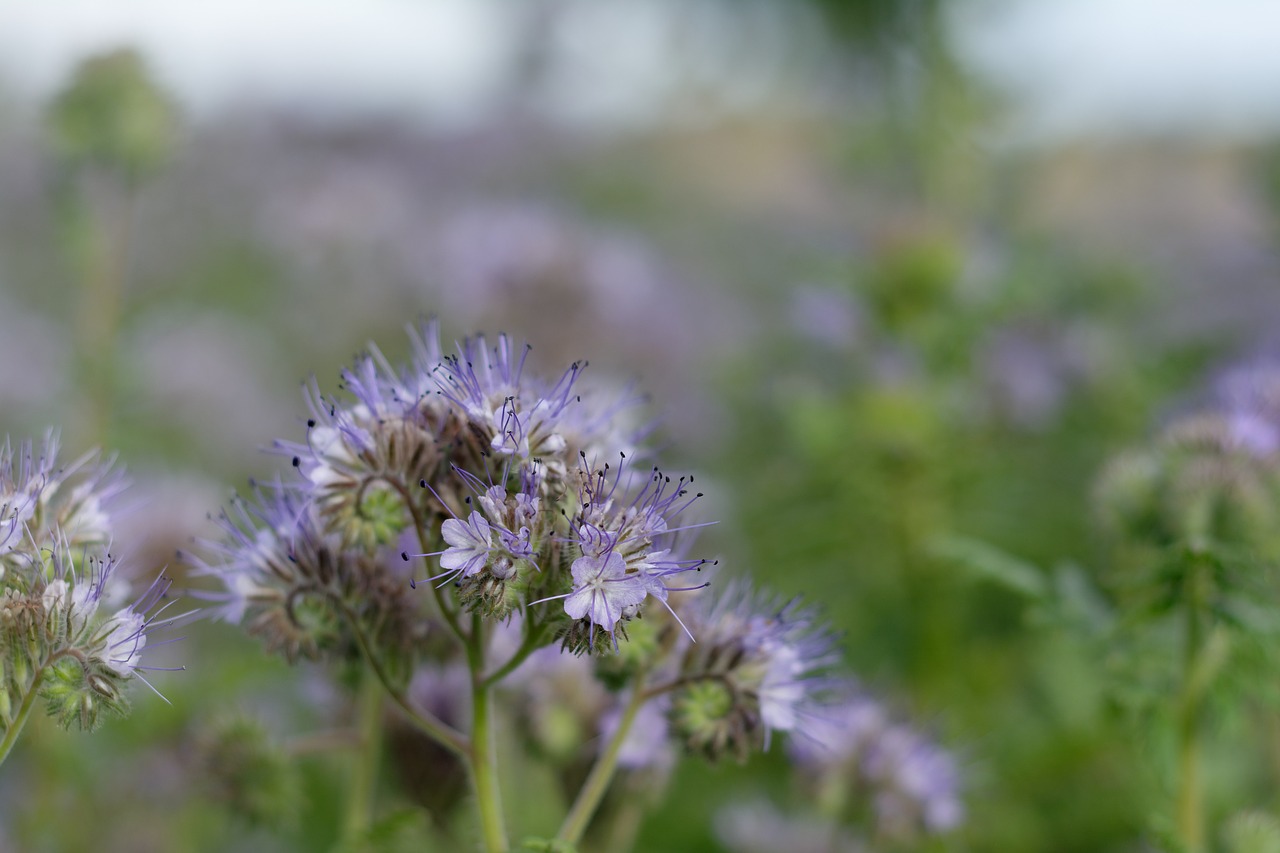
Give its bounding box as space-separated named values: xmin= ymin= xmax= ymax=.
xmin=468 ymin=617 xmax=508 ymax=852
xmin=76 ymin=182 xmax=135 ymax=444
xmin=0 ymin=665 xmax=47 ymax=769
xmin=341 ymin=670 xmax=384 ymax=844
xmin=595 ymin=773 xmax=660 ymax=853
xmin=557 ymin=675 xmax=649 ymax=846
xmin=338 ymin=600 xmax=469 ymax=759
xmin=481 ymin=618 xmax=547 ymax=688
xmin=1176 ymin=558 xmax=1208 ymax=853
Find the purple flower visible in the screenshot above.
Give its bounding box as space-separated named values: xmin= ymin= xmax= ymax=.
xmin=1 ymin=432 xmax=124 ymax=565
xmin=431 ymin=332 xmax=584 ymax=461
xmin=185 ymin=480 xmax=306 ymax=624
xmin=864 ymin=724 xmax=964 ymax=834
xmin=1215 ymin=363 xmax=1280 ymax=458
xmin=439 ymin=512 xmax=495 ymax=580
xmin=566 ymin=453 xmax=713 ymax=629
xmin=564 ymin=551 xmax=647 ymax=630
xmin=790 ymin=683 xmax=964 ymax=838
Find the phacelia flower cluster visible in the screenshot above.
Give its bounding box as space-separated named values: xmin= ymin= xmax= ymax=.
xmin=0 ymin=433 xmax=182 ymax=740
xmin=195 ymin=321 xmax=711 ymax=661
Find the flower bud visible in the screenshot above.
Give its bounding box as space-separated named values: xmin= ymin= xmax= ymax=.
xmin=671 ymin=680 xmax=755 ymax=762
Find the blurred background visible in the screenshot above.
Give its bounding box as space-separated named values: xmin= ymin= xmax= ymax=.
xmin=3 ymin=1 xmax=1280 ymax=850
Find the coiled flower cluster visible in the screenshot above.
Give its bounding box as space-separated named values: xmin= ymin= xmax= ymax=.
xmin=193 ymin=321 xmax=712 ymax=662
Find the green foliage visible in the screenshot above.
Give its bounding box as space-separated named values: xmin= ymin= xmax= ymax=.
xmin=930 ymin=535 xmax=1048 ymax=599
xmin=200 ymin=716 xmax=301 ymax=828
xmin=1225 ymin=812 xmax=1280 ymax=853
xmin=520 ymin=837 xmax=578 ymax=852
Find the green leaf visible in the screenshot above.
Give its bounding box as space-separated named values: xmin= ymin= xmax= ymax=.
xmin=929 ymin=535 xmax=1048 ymax=598
xmin=520 ymin=838 xmax=578 ymax=852
xmin=1224 ymin=811 xmax=1280 ymax=853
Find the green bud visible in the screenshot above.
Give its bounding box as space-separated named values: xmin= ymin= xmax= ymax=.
xmin=347 ymin=485 xmax=410 ymax=552
xmin=40 ymin=657 xmax=128 ymax=731
xmin=249 ymin=591 xmax=342 ymax=663
xmin=559 ymin=619 xmax=630 ymax=657
xmin=671 ymin=679 xmax=758 ymax=763
xmin=456 ymin=569 xmax=528 ymax=620
xmin=863 ymin=230 xmax=961 ymax=332
xmin=528 ymin=704 xmax=586 ymax=764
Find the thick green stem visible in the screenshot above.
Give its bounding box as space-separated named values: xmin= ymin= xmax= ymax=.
xmin=468 ymin=617 xmax=508 ymax=852
xmin=341 ymin=671 xmax=384 ymax=844
xmin=0 ymin=665 xmax=47 ymax=769
xmin=1176 ymin=559 xmax=1208 ymax=853
xmin=557 ymin=676 xmax=649 ymax=846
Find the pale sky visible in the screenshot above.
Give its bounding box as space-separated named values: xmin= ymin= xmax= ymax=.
xmin=3 ymin=0 xmax=1280 ymax=139
xmin=0 ymin=0 xmax=784 ymax=130
xmin=951 ymin=0 xmax=1280 ymax=140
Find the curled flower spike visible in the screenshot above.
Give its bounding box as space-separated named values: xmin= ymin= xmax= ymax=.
xmin=672 ymin=580 xmax=839 ymax=760
xmin=186 ymin=479 xmax=421 ymax=663
xmin=535 ymin=452 xmax=712 ymax=647
xmin=432 ymin=334 xmax=578 ymax=460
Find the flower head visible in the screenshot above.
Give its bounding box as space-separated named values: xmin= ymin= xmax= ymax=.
xmin=1 ymin=432 xmax=124 ymax=569
xmin=186 ymin=479 xmax=421 ymax=662
xmin=672 ymin=580 xmax=838 ymax=759
xmin=544 ymin=452 xmax=712 ymax=648
xmin=2 ymin=536 xmax=188 ymax=732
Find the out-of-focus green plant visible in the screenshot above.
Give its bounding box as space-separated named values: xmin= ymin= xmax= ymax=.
xmin=47 ymin=48 xmax=177 ymax=181
xmin=45 ymin=48 xmax=179 ymax=449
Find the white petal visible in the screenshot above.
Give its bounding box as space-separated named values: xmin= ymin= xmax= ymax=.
xmin=564 ymin=587 xmax=595 ymax=621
